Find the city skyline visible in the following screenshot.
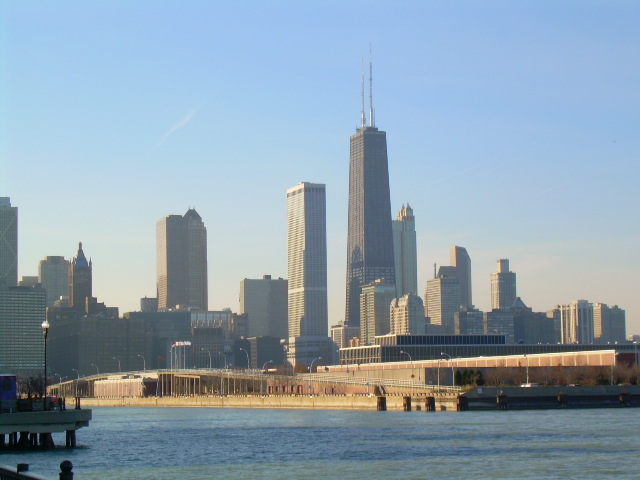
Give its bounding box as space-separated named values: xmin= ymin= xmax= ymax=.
xmin=2 ymin=2 xmax=638 ymax=332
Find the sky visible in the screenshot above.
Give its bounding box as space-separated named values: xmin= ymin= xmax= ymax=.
xmin=1 ymin=1 xmax=639 ymax=334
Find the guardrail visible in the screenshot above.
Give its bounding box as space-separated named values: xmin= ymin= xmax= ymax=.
xmin=0 ymin=461 xmax=74 ymax=480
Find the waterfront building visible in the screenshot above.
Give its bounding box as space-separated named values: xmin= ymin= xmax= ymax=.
xmin=345 ymin=66 xmax=396 ymax=327
xmin=39 ymin=256 xmax=70 ymax=307
xmin=594 ymin=303 xmax=626 ymax=344
xmin=360 ymin=278 xmax=396 ymax=345
xmin=560 ymin=300 xmax=594 ymax=344
xmin=484 ymin=309 xmax=516 ymax=344
xmin=0 ymin=285 xmax=46 ymax=376
xmin=0 ymin=197 xmax=18 ymax=288
xmin=156 ymin=208 xmax=208 ymax=311
xmin=240 ymin=275 xmax=288 ymax=339
xmin=490 ymin=259 xmax=517 ymax=310
xmin=425 ymin=274 xmax=461 ymax=334
xmin=390 ymin=293 xmax=426 ymax=335
xmin=392 ymin=204 xmax=417 ymax=298
xmin=454 ymin=305 xmax=485 ymax=335
xmin=69 ymin=242 xmax=92 ymax=309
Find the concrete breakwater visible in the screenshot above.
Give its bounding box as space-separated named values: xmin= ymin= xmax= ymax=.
xmin=80 ymin=394 xmax=460 ymax=411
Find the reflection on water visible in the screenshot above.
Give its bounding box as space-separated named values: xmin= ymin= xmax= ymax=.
xmin=3 ymin=407 xmax=638 ymax=480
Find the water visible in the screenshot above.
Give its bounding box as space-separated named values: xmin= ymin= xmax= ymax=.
xmin=2 ymin=407 xmax=639 ymax=479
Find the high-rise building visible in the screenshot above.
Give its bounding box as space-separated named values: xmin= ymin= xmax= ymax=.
xmin=454 ymin=306 xmax=485 ymax=336
xmin=69 ymin=242 xmax=92 ymax=309
xmin=156 ymin=209 xmax=208 ymax=311
xmin=19 ymin=276 xmax=39 ymax=287
xmin=0 ymin=197 xmax=18 ymax=288
xmin=345 ymin=65 xmax=395 ymax=327
xmin=484 ymin=309 xmax=515 ymax=344
xmin=0 ymin=285 xmax=46 ymax=376
xmin=425 ymin=274 xmax=461 ymax=334
xmin=390 ymin=293 xmax=426 ymax=335
xmin=594 ymin=303 xmax=626 ymax=344
xmin=39 ymin=256 xmax=70 ymax=307
xmin=560 ymin=300 xmax=594 ymax=344
xmin=490 ymin=259 xmax=517 ymax=310
xmin=330 ymin=322 xmax=360 ymax=349
xmin=392 ymin=204 xmax=418 ymax=299
xmin=360 ymin=278 xmax=396 ymax=345
xmin=240 ymin=275 xmax=288 ymax=339
xmin=437 ymin=246 xmax=472 ymax=308
xmin=286 ymin=182 xmax=329 ymax=368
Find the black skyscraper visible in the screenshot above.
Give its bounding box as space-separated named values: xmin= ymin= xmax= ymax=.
xmin=345 ymin=62 xmax=395 ymax=326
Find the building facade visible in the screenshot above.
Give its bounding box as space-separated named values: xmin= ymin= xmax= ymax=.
xmin=594 ymin=303 xmax=626 ymax=344
xmin=39 ymin=256 xmax=70 ymax=307
xmin=240 ymin=275 xmax=288 ymax=339
xmin=0 ymin=197 xmax=18 ymax=288
xmin=390 ymin=293 xmax=426 ymax=335
xmin=69 ymin=243 xmax=92 ymax=309
xmin=560 ymin=300 xmax=594 ymax=344
xmin=425 ymin=275 xmax=461 ymax=334
xmin=156 ymin=209 xmax=208 ymax=311
xmin=454 ymin=306 xmax=485 ymax=336
xmin=490 ymin=259 xmax=517 ymax=310
xmin=392 ymin=204 xmax=417 ymax=299
xmin=360 ymin=278 xmax=396 ymax=345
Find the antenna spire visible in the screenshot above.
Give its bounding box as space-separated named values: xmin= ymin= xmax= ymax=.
xmin=361 ymin=58 xmax=366 ymax=129
xmin=369 ymin=43 xmax=375 ymax=127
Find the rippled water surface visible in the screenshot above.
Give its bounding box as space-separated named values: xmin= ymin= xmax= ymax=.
xmin=2 ymin=406 xmax=639 ymax=479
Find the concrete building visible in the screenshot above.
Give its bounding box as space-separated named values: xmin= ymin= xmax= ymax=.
xmin=454 ymin=306 xmax=485 ymax=336
xmin=69 ymin=243 xmax=92 ymax=309
xmin=360 ymin=278 xmax=396 ymax=345
xmin=490 ymin=259 xmax=517 ymax=310
xmin=484 ymin=309 xmax=516 ymax=344
xmin=0 ymin=197 xmax=18 ymax=288
xmin=594 ymin=303 xmax=626 ymax=344
xmin=560 ymin=300 xmax=594 ymax=344
xmin=425 ymin=274 xmax=461 ymax=335
xmin=0 ymin=285 xmax=46 ymax=376
xmin=156 ymin=208 xmax=208 ymax=311
xmin=390 ymin=293 xmax=426 ymax=335
xmin=39 ymin=256 xmax=70 ymax=307
xmin=345 ymin=84 xmax=396 ymax=327
xmin=330 ymin=322 xmax=360 ymax=349
xmin=392 ymin=204 xmax=417 ymax=298
xmin=239 ymin=275 xmax=288 ymax=339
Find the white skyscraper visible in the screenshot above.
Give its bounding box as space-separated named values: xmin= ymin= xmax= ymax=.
xmin=392 ymin=204 xmax=417 ymax=298
xmin=560 ymin=300 xmax=594 ymax=344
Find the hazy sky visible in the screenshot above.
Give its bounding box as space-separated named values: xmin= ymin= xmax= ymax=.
xmin=2 ymin=1 xmax=638 ymax=334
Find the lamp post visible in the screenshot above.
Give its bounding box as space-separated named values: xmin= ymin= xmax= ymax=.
xmin=262 ymin=360 xmax=273 ymax=371
xmin=400 ymin=350 xmax=413 ymax=381
xmin=41 ymin=320 xmax=49 ymax=407
xmin=441 ymin=352 xmax=455 ymax=387
xmin=202 ymin=348 xmax=212 ymax=369
xmin=437 ymin=359 xmax=441 ymax=391
xmin=218 ymin=352 xmax=228 ymax=369
xmin=308 ymin=357 xmax=322 ymax=396
xmin=113 ymin=357 xmax=121 ymax=372
xmin=137 ymin=354 xmax=146 ymax=371
xmin=525 ymin=354 xmax=529 ymax=385
xmin=240 ymin=348 xmax=250 ymax=370
xmin=72 ymin=368 xmax=80 ymax=397
xmin=91 ymin=363 xmax=99 ymax=375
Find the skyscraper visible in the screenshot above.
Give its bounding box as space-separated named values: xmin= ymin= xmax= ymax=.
xmin=392 ymin=204 xmax=417 ymax=299
xmin=390 ymin=293 xmax=426 ymax=336
xmin=490 ymin=259 xmax=517 ymax=310
xmin=240 ymin=275 xmax=288 ymax=339
xmin=0 ymin=197 xmax=18 ymax=288
xmin=69 ymin=242 xmax=92 ymax=309
xmin=360 ymin=278 xmax=396 ymax=345
xmin=39 ymin=256 xmax=70 ymax=307
xmin=345 ymin=62 xmax=395 ymax=326
xmin=425 ymin=275 xmax=461 ymax=334
xmin=156 ymin=209 xmax=208 ymax=311
xmin=287 ymin=182 xmax=328 ymax=337
xmin=560 ymin=300 xmax=594 ymax=344
xmin=437 ymin=246 xmax=472 ymax=308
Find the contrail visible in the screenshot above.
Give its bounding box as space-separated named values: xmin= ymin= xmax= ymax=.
xmin=154 ymin=108 xmax=197 ymax=150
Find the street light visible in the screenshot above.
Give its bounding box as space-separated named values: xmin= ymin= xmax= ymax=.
xmin=202 ymin=348 xmax=212 ymax=369
xmin=262 ymin=360 xmax=273 ymax=371
xmin=72 ymin=368 xmax=80 ymax=397
xmin=400 ymin=350 xmax=414 ymax=380
xmin=91 ymin=363 xmax=99 ymax=375
xmin=524 ymin=354 xmax=529 ymax=385
xmin=308 ymin=357 xmax=322 ymax=396
xmin=113 ymin=357 xmax=121 ymax=372
xmin=137 ymin=354 xmax=146 ymax=371
xmin=41 ymin=320 xmax=49 ymax=407
xmin=239 ymin=348 xmax=250 ymax=369
xmin=441 ymin=352 xmax=455 ymax=387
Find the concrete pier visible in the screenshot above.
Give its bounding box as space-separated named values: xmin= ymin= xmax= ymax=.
xmin=0 ymin=409 xmax=91 ymax=450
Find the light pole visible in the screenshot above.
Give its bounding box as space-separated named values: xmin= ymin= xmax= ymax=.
xmin=262 ymin=360 xmax=273 ymax=371
xmin=91 ymin=363 xmax=99 ymax=375
xmin=72 ymin=368 xmax=80 ymax=397
xmin=218 ymin=352 xmax=228 ymax=369
xmin=441 ymin=352 xmax=455 ymax=387
xmin=138 ymin=354 xmax=146 ymax=371
xmin=41 ymin=320 xmax=49 ymax=406
xmin=400 ymin=350 xmax=414 ymax=381
xmin=309 ymin=357 xmax=321 ymax=396
xmin=437 ymin=359 xmax=441 ymax=391
xmin=240 ymin=348 xmax=250 ymax=369
xmin=525 ymin=354 xmax=529 ymax=385
xmin=113 ymin=357 xmax=121 ymax=372
xmin=202 ymin=348 xmax=212 ymax=369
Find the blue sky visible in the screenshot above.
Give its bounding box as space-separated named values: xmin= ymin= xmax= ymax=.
xmin=2 ymin=1 xmax=639 ymax=334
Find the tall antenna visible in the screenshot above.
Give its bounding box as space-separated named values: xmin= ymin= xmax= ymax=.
xmin=369 ymin=43 xmax=375 ymax=127
xmin=361 ymin=58 xmax=366 ymax=129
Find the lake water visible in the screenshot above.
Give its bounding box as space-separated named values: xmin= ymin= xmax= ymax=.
xmin=2 ymin=406 xmax=639 ymax=479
